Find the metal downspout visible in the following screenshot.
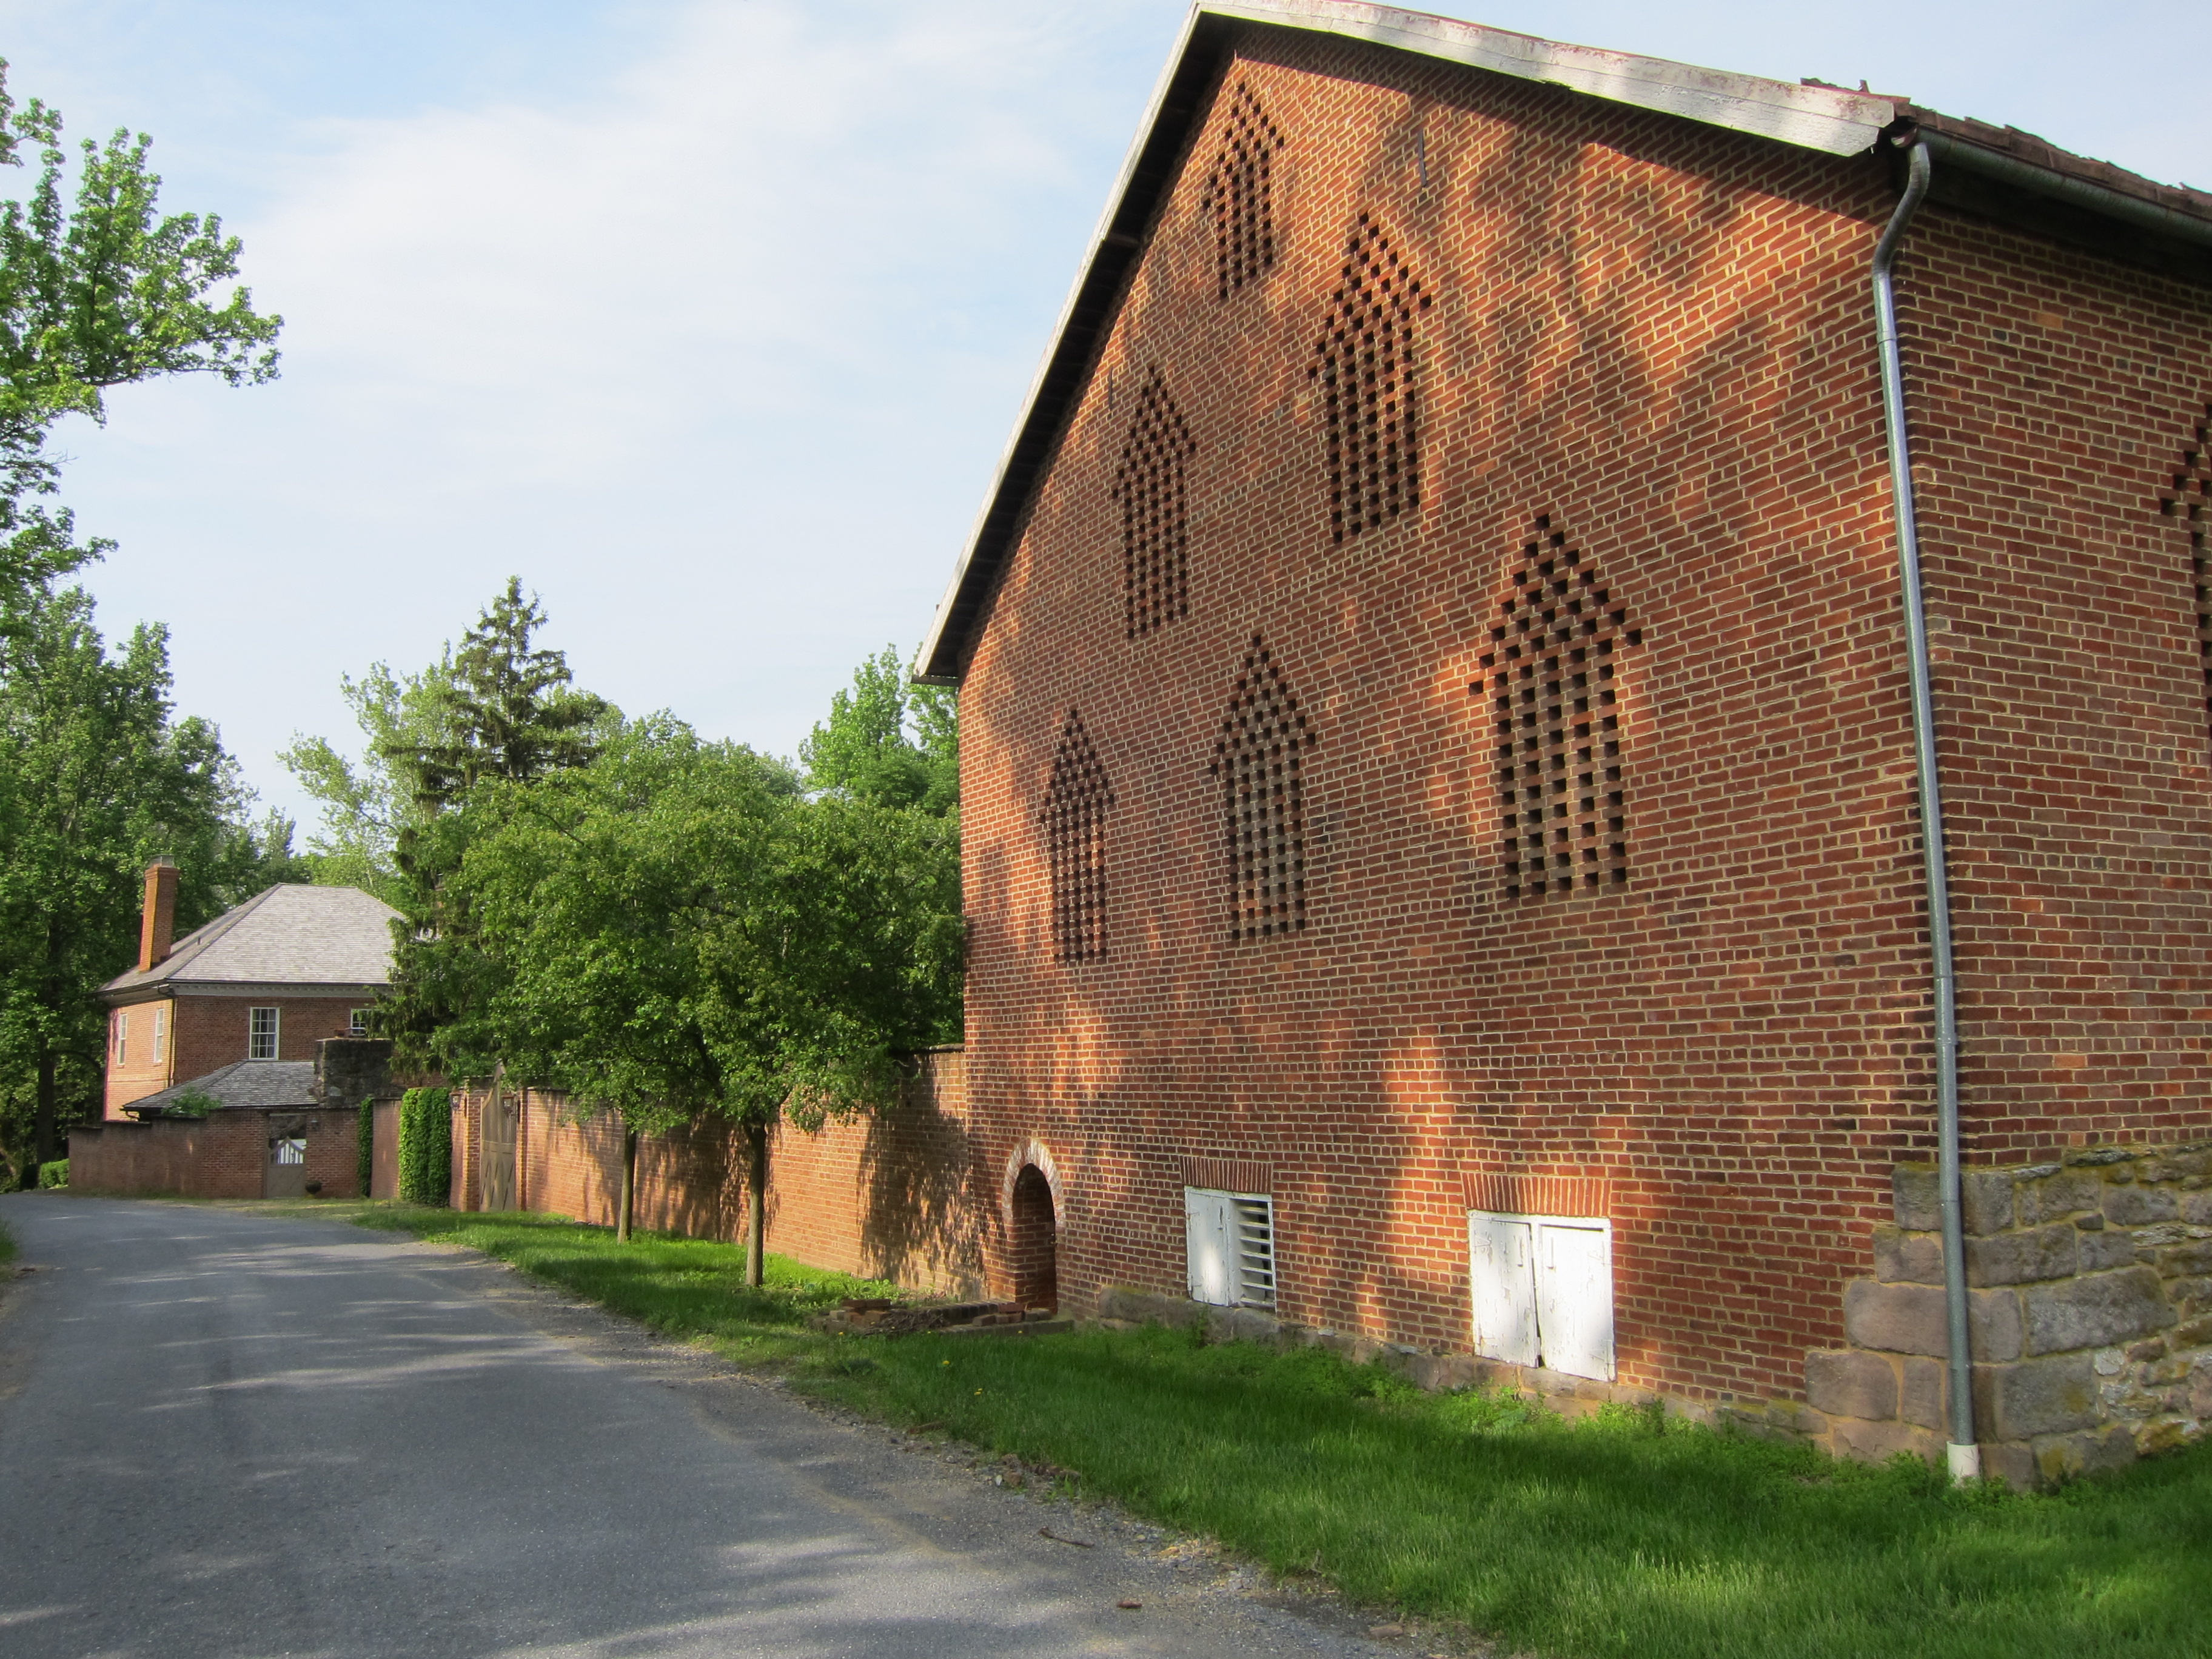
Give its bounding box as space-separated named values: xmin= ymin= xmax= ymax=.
xmin=1871 ymin=138 xmax=1979 ymax=1483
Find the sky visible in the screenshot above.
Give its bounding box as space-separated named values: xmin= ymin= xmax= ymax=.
xmin=0 ymin=0 xmax=2204 ymax=842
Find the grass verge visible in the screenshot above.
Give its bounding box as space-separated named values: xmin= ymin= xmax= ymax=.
xmin=0 ymin=1210 xmax=15 ymax=1264
xmin=344 ymin=1203 xmax=2212 ymax=1659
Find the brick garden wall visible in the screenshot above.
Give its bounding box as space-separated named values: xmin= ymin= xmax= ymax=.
xmin=948 ymin=28 xmax=2212 ymax=1420
xmin=444 ymin=1051 xmax=984 ymax=1294
xmin=69 ymin=1105 xmax=363 ymax=1199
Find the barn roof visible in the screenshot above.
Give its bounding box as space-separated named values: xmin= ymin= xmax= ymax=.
xmin=913 ymin=0 xmax=2212 ymax=686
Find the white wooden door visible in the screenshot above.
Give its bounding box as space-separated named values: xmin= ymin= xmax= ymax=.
xmin=1184 ymin=1188 xmax=1235 ymax=1305
xmin=1534 ymin=1220 xmax=1615 ymax=1381
xmin=1467 ymin=1213 xmax=1539 ymax=1366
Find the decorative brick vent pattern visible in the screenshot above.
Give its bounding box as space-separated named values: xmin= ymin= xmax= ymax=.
xmin=1212 ymin=637 xmax=1315 ymax=941
xmin=1204 ymin=82 xmax=1284 ymax=301
xmin=1310 ymin=215 xmax=1429 ymax=543
xmin=1462 ymin=1171 xmax=1610 ymax=1218
xmin=1480 ymin=519 xmax=1637 ymax=900
xmin=1115 ymin=369 xmax=1198 ymax=638
xmin=1181 ymin=1155 xmax=1273 ymax=1195
xmin=2165 ymin=403 xmax=2212 ymax=730
xmin=1041 ymin=711 xmax=1114 ymax=962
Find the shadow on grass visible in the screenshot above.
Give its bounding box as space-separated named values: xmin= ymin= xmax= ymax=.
xmin=347 ymin=1204 xmax=2212 ymax=1659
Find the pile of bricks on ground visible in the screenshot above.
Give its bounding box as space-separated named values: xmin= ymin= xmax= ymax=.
xmin=1812 ymin=1144 xmax=2212 ymax=1486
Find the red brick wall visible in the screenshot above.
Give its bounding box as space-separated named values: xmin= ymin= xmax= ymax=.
xmin=69 ymin=1106 xmax=363 ymax=1199
xmin=104 ymin=994 xmax=367 ymax=1118
xmin=948 ymin=33 xmax=2212 ymax=1412
xmin=451 ymin=1053 xmax=983 ymax=1293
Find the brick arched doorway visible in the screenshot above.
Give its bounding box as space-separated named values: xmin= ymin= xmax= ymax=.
xmin=1008 ymin=1164 xmax=1057 ymax=1313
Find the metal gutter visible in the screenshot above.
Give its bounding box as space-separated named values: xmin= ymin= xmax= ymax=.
xmin=1871 ymin=136 xmax=1979 ymax=1483
xmin=1917 ymin=127 xmax=2212 ymax=251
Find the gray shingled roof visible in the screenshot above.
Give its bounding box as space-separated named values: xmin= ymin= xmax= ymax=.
xmin=124 ymin=1061 xmax=320 ymax=1115
xmin=103 ymin=884 xmax=401 ymax=998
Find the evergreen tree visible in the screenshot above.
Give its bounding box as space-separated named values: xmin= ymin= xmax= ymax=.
xmin=370 ymin=580 xmax=611 ymax=1076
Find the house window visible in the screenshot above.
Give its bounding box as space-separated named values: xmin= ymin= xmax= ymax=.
xmin=349 ymin=1008 xmax=371 ymax=1036
xmin=1114 ymin=367 xmax=1197 ymax=639
xmin=1467 ymin=1209 xmax=1614 ymax=1381
xmin=115 ymin=1010 xmax=127 ymax=1065
xmin=1185 ymin=1187 xmax=1275 ymax=1309
xmin=1203 ymin=81 xmax=1284 ymax=300
xmin=1479 ymin=518 xmax=1637 ymax=899
xmin=1040 ymin=711 xmax=1113 ymax=962
xmin=152 ymin=1005 xmax=166 ymax=1064
xmin=249 ymin=1006 xmax=280 ymax=1061
xmin=1310 ymin=215 xmax=1428 ymax=543
xmin=1212 ymin=636 xmax=1314 ymax=940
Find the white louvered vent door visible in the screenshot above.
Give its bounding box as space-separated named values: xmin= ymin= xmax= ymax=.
xmin=1233 ymin=1196 xmax=1276 ymax=1308
xmin=1467 ymin=1212 xmax=1538 ymax=1366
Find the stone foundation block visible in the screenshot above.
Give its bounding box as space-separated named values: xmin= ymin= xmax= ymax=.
xmin=2017 ymin=1167 xmax=2099 ymax=1226
xmin=1096 ymin=1286 xmax=1207 ymax=1329
xmin=1805 ymin=1349 xmax=1898 ymax=1420
xmin=2105 ymin=1184 xmax=2179 ymax=1225
xmin=1975 ymin=1354 xmax=2099 ymax=1439
xmin=1900 ymin=1355 xmax=1947 ymax=1430
xmin=1207 ymin=1305 xmax=1290 ymax=1346
xmin=1873 ymin=1225 xmax=1943 ymax=1284
xmin=2159 ymin=1239 xmax=2212 ymax=1278
xmin=1978 ymin=1440 xmax=2037 ymax=1491
xmin=1960 ymin=1169 xmax=2016 ymax=1236
xmin=2181 ymin=1191 xmax=2212 ymax=1226
xmin=1843 ymin=1278 xmax=2023 ymax=1361
xmin=1893 ymin=1165 xmax=1940 ymax=1232
xmin=1828 ymin=1416 xmax=1939 ymax=1465
xmin=2021 ymin=1267 xmax=2175 ymax=1356
xmin=2078 ymin=1228 xmax=2141 ymax=1272
xmin=1966 ymin=1222 xmax=2079 ymax=1286
xmin=2033 ymin=1424 xmax=2137 ymax=1483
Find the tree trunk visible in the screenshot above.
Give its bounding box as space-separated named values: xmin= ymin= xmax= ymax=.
xmin=745 ymin=1121 xmax=769 ymax=1288
xmin=31 ymin=1047 xmax=59 ymax=1173
xmin=617 ymin=1126 xmax=638 ymax=1242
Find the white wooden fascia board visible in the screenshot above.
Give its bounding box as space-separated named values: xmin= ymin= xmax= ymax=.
xmin=1205 ymin=1 xmax=1896 ymax=156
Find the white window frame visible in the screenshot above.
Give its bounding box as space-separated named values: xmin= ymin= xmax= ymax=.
xmin=152 ymin=1004 xmax=167 ymax=1064
xmin=115 ymin=1009 xmax=128 ymax=1065
xmin=349 ymin=1007 xmax=370 ymax=1036
xmin=1467 ymin=1209 xmax=1615 ymax=1382
xmin=249 ymin=1005 xmax=280 ymax=1061
xmin=1184 ymin=1187 xmax=1277 ymax=1309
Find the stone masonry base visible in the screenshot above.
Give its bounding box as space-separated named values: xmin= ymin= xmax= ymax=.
xmin=1809 ymin=1144 xmax=2212 ymax=1489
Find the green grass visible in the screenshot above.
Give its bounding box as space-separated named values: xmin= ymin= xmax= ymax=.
xmin=343 ymin=1204 xmax=2212 ymax=1659
xmin=0 ymin=1211 xmax=15 ymax=1264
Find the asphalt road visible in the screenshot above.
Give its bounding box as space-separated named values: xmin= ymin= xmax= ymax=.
xmin=0 ymin=1193 xmax=1418 ymax=1659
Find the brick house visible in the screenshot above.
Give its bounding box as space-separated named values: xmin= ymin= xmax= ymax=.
xmin=911 ymin=1 xmax=2212 ymax=1481
xmin=99 ymin=860 xmax=400 ymax=1119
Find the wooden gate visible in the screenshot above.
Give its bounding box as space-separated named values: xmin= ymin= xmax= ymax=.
xmin=265 ymin=1134 xmax=307 ymax=1199
xmin=479 ymin=1074 xmax=517 ymax=1212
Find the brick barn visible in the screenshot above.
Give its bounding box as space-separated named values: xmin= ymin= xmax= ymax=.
xmin=910 ymin=1 xmax=2212 ymax=1481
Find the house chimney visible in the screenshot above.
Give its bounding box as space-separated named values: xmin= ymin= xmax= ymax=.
xmin=139 ymin=858 xmax=179 ymax=971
